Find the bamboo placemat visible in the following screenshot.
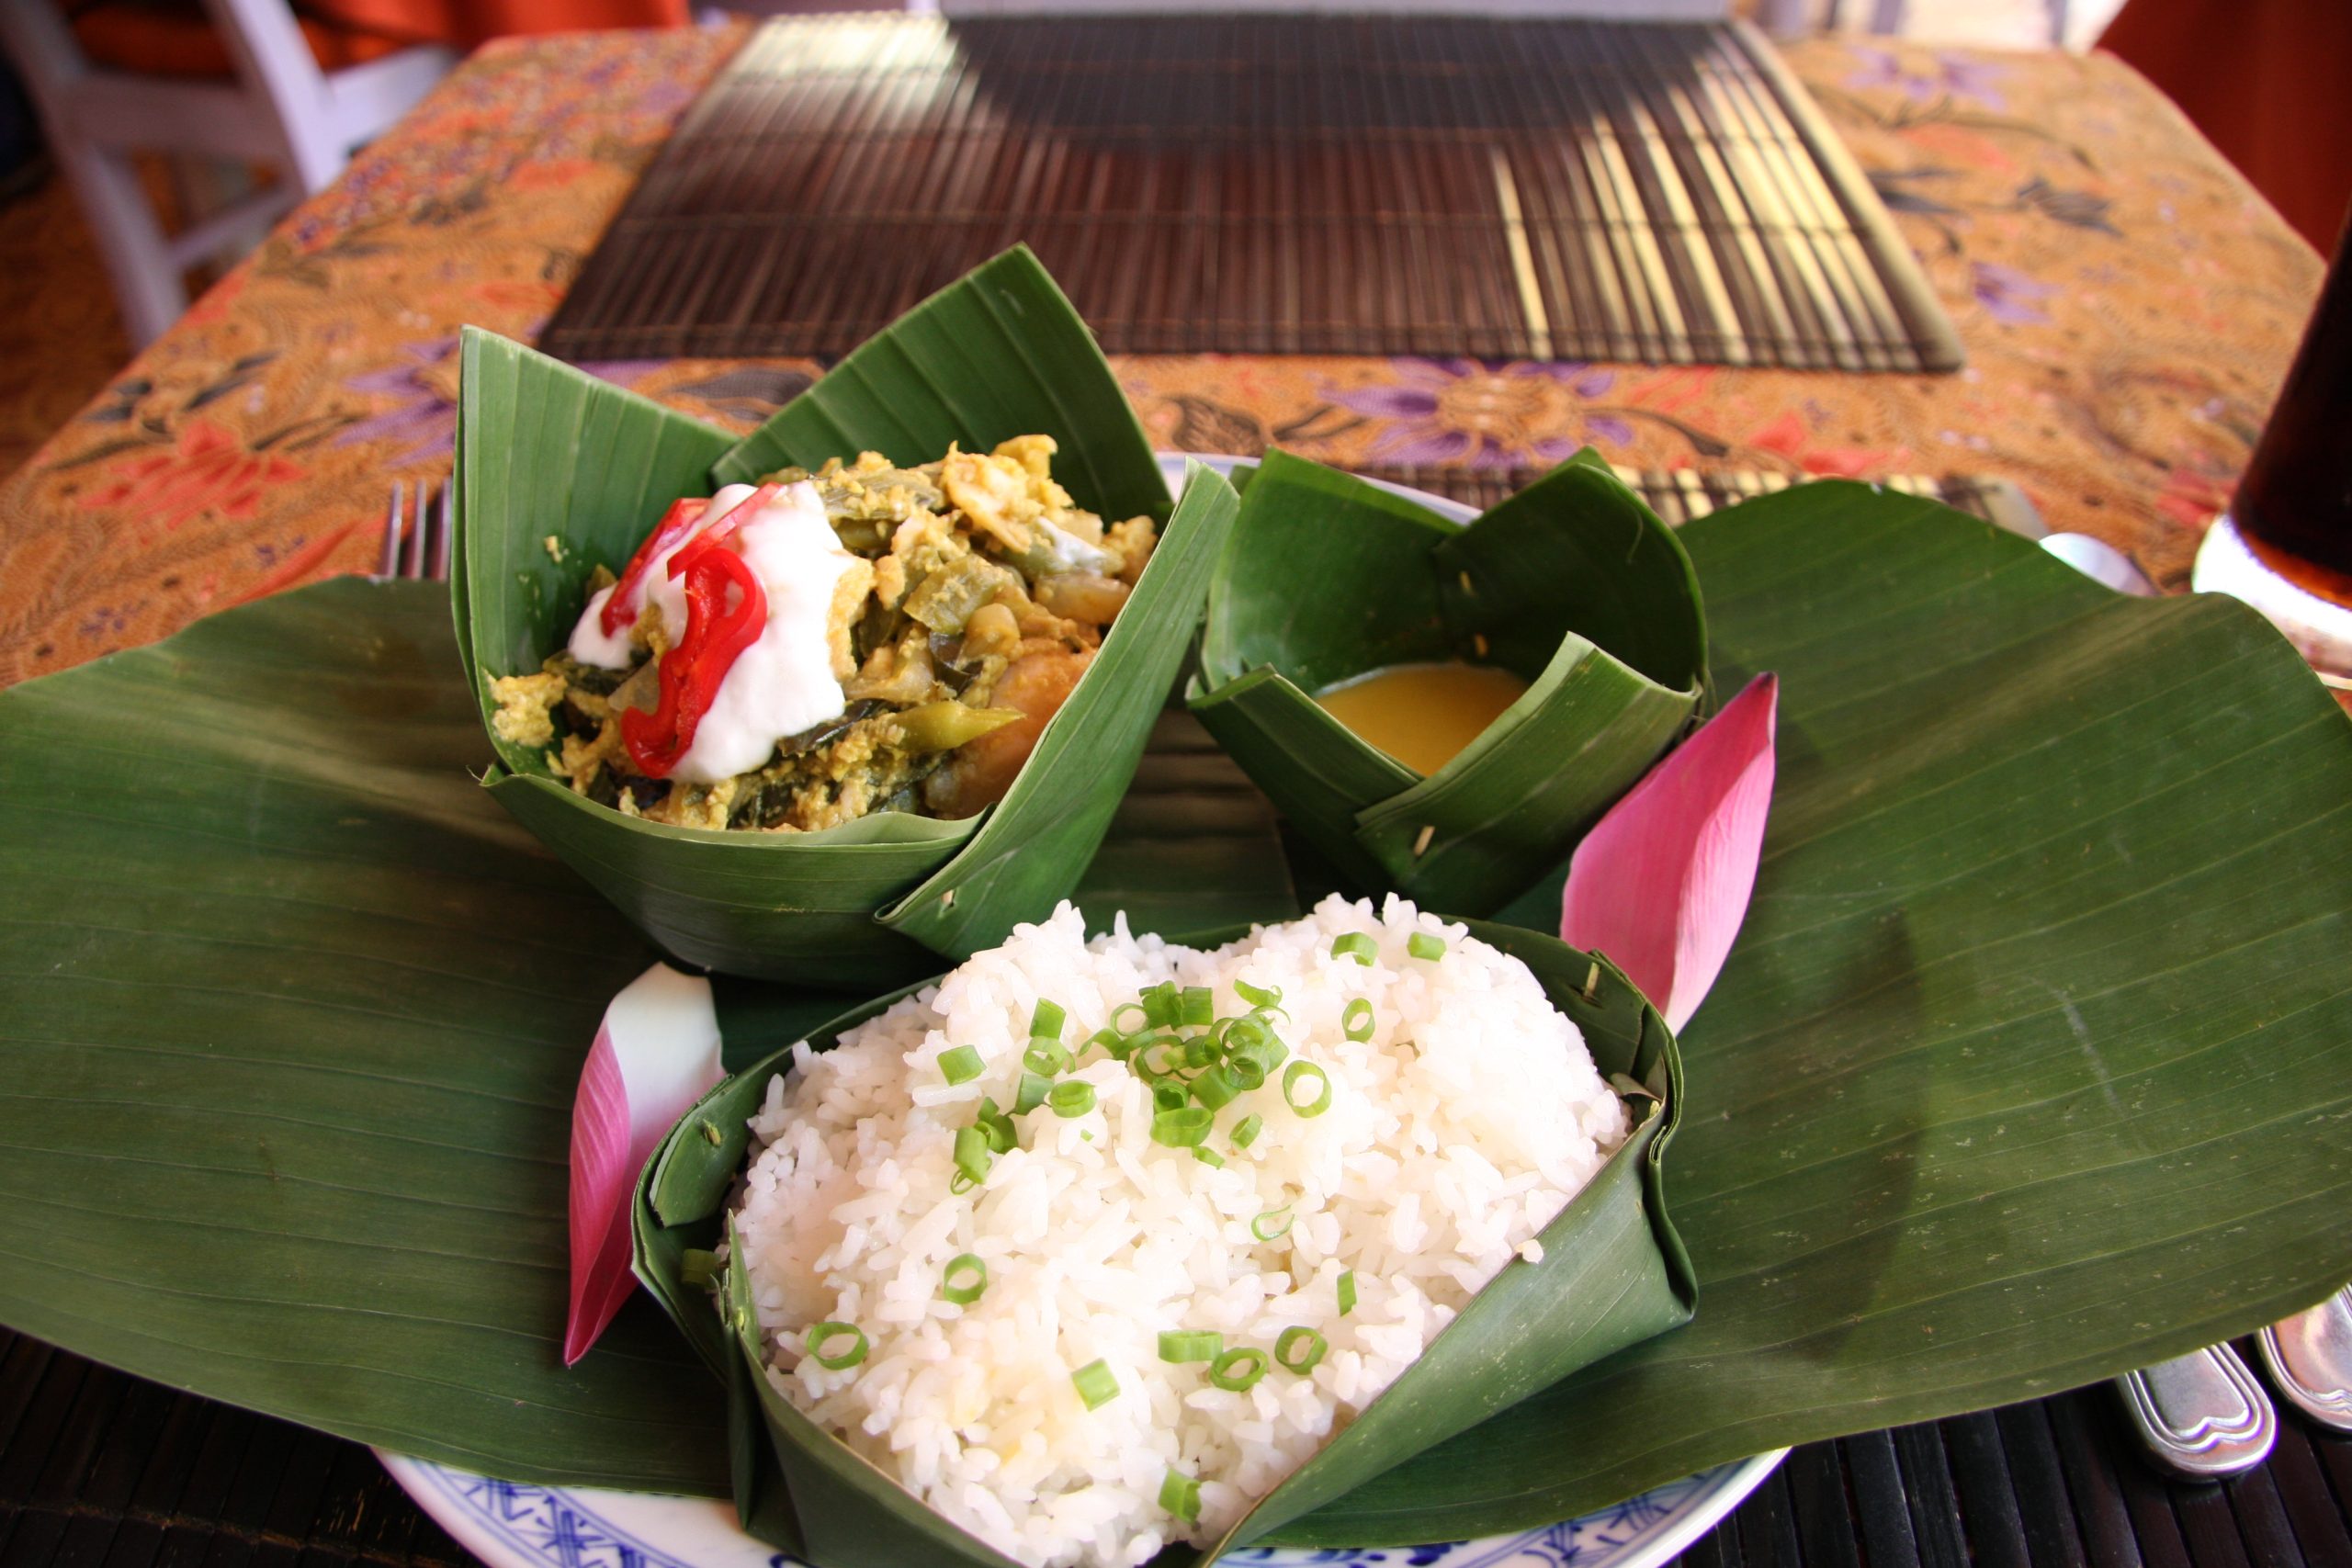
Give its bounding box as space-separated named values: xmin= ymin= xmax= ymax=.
xmin=1386 ymin=465 xmax=2041 ymax=534
xmin=537 ymin=15 xmax=1963 ymax=372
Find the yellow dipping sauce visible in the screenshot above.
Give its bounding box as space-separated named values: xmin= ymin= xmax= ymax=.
xmin=1314 ymin=660 xmax=1531 ymax=775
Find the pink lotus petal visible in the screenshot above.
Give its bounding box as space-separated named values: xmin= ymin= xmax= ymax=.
xmin=565 ymin=964 xmax=723 ymax=1365
xmin=1562 ymin=673 xmax=1778 ymax=1033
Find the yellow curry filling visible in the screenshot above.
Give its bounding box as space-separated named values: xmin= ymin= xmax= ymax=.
xmin=489 ymin=436 xmax=1156 ymax=832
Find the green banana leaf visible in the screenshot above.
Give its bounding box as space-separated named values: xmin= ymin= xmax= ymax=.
xmin=0 ymin=483 xmax=2348 ymax=1548
xmin=457 ymin=247 xmax=1222 ymax=990
xmin=1190 ymin=450 xmax=1707 ymax=915
xmin=632 ymin=934 xmax=1690 ymax=1568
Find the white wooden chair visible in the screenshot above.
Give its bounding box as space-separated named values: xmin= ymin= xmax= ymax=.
xmin=0 ymin=0 xmax=453 ymax=347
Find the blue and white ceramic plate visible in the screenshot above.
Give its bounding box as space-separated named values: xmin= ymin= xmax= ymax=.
xmin=380 ymin=1450 xmax=1785 ymax=1568
xmin=382 ymin=455 xmax=1783 ymax=1567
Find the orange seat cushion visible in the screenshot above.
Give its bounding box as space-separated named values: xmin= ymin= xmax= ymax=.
xmin=67 ymin=1 xmax=407 ymax=77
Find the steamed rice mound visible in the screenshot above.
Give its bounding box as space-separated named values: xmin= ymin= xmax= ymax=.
xmin=729 ymin=895 xmax=1630 ymax=1568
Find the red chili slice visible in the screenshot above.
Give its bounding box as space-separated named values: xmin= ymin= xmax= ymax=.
xmin=619 ymin=535 xmax=769 ymax=779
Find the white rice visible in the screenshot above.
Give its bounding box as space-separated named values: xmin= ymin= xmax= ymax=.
xmin=729 ymin=894 xmax=1628 ymax=1568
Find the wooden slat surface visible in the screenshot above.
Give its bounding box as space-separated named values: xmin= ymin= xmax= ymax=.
xmin=537 ymin=15 xmax=1962 ymax=371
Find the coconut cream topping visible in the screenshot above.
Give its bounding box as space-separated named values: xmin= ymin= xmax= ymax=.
xmin=568 ymin=482 xmax=861 ymax=784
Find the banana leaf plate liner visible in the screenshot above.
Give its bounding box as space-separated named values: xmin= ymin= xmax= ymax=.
xmin=0 ymin=483 xmax=2348 ymax=1545
xmin=457 ymin=246 xmax=1237 ymax=989
xmin=631 ymin=933 xmax=1690 ymax=1568
xmin=1190 ymin=449 xmax=1707 ymax=916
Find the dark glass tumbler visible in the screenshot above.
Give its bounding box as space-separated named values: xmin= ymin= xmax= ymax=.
xmin=2229 ymin=203 xmax=2352 ymax=605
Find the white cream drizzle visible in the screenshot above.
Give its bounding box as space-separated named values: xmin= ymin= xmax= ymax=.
xmin=568 ymin=482 xmax=859 ymax=785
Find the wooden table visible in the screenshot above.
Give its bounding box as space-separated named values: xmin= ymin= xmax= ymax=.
xmin=0 ymin=20 xmax=2346 ymax=1568
xmin=0 ymin=22 xmax=2327 ymax=693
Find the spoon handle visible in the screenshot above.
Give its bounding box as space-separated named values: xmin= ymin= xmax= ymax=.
xmin=2115 ymin=1342 xmax=2277 ymax=1477
xmin=2256 ymin=1283 xmax=2352 ymax=1432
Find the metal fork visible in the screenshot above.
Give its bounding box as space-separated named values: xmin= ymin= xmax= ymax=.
xmin=379 ymin=478 xmax=451 ymax=581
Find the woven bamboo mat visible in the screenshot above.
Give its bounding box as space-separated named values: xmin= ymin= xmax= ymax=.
xmin=537 ymin=15 xmax=1962 ymax=371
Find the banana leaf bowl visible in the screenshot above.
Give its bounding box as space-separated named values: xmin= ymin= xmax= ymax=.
xmin=1190 ymin=449 xmax=1709 ymax=917
xmin=2 ymin=417 xmax=2351 ymax=1568
xmin=630 ymin=927 xmax=1690 ymax=1568
xmin=455 ymin=246 xmax=1239 ymax=990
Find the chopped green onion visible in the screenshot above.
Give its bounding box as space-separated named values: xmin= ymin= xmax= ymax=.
xmin=1141 ymin=982 xmax=1181 ymax=1029
xmin=1230 ymin=1112 xmax=1263 ymax=1150
xmin=1283 ymin=1061 xmax=1333 ymax=1118
xmin=1276 ymin=1326 xmax=1328 ymax=1373
xmin=1030 ymin=998 xmax=1066 ymax=1039
xmin=1331 ymin=932 xmax=1377 ymax=965
xmin=1159 ymin=1469 xmax=1201 ymax=1523
xmin=1338 ymin=1269 xmax=1357 ymax=1316
xmin=1158 ymin=1330 xmax=1222 ymax=1363
xmin=1136 ymin=1035 xmax=1188 ymax=1082
xmin=680 ymin=1248 xmax=718 ymax=1289
xmin=1183 ymin=1034 xmax=1219 ymax=1069
xmin=974 ymin=1099 xmax=1016 ymax=1153
xmin=953 ymin=1125 xmax=992 ymax=1184
xmin=1234 ymin=979 xmax=1282 ymax=1010
xmin=1190 ymin=1065 xmax=1242 ymax=1111
xmin=1209 ymin=1347 xmax=1268 ymax=1391
xmin=1251 ymin=1204 xmax=1294 ymax=1242
xmin=1408 ymin=932 xmax=1447 ymax=961
xmin=949 ymin=1169 xmax=978 ymax=1194
xmin=1014 ymin=1071 xmax=1051 ymax=1115
xmin=1071 ymin=1359 xmax=1119 ymax=1409
xmin=1153 ymin=1080 xmax=1190 ymax=1114
xmin=1151 ymin=1107 xmax=1213 ymax=1147
xmin=1023 ymin=1037 xmax=1072 ymax=1077
xmin=1181 ymin=986 xmax=1215 ymax=1027
xmin=807 ymin=1322 xmax=867 ymax=1370
xmin=1089 ymin=1027 xmax=1131 ymax=1060
xmin=1341 ymin=998 xmax=1375 ymax=1042
xmin=941 ymin=1253 xmax=988 ymax=1304
xmin=1111 ymin=1003 xmax=1149 ymax=1035
xmin=1047 ymin=1080 xmax=1096 ymax=1118
xmin=938 ymin=1044 xmax=984 ymax=1086
xmin=1193 ymin=1146 xmax=1226 ymax=1168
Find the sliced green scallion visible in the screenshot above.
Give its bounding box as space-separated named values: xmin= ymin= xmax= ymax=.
xmin=1276 ymin=1326 xmax=1328 ymax=1373
xmin=1046 ymin=1080 xmax=1096 ymax=1118
xmin=941 ymin=1253 xmax=988 ymax=1304
xmin=1151 ymin=1106 xmax=1214 ymax=1147
xmin=1190 ymin=1064 xmax=1242 ymax=1111
xmin=1193 ymin=1146 xmax=1226 ymax=1168
xmin=806 ymin=1322 xmax=868 ymax=1370
xmin=1159 ymin=1469 xmax=1202 ymax=1523
xmin=1234 ymin=979 xmax=1282 ymax=1011
xmin=1208 ymin=1347 xmax=1267 ymax=1391
xmin=1030 ymin=998 xmax=1066 ymax=1040
xmin=974 ymin=1099 xmax=1016 ymax=1154
xmin=1182 ymin=1034 xmax=1219 ymax=1069
xmin=1250 ymin=1205 xmax=1294 ymax=1242
xmin=1283 ymin=1061 xmax=1333 ymax=1118
xmin=1140 ymin=982 xmax=1181 ymax=1029
xmin=1338 ymin=1269 xmax=1357 ymax=1316
xmin=1180 ymin=986 xmax=1215 ymax=1027
xmin=1158 ymin=1330 xmax=1222 ymax=1363
xmin=938 ymin=1044 xmax=984 ymax=1086
xmin=1230 ymin=1112 xmax=1263 ymax=1150
xmin=953 ymin=1125 xmax=992 ymax=1184
xmin=1071 ymin=1359 xmax=1119 ymax=1409
xmin=1330 ymin=931 xmax=1377 ymax=965
xmin=1014 ymin=1071 xmax=1052 ymax=1115
xmin=1110 ymin=1002 xmax=1149 ymax=1035
xmin=680 ymin=1248 xmax=718 ymax=1289
xmin=1152 ymin=1080 xmax=1190 ymax=1114
xmin=1341 ymin=998 xmax=1375 ymax=1042
xmin=949 ymin=1169 xmax=978 ymax=1194
xmin=1408 ymin=931 xmax=1447 ymax=961
xmin=1023 ymin=1037 xmax=1073 ymax=1077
